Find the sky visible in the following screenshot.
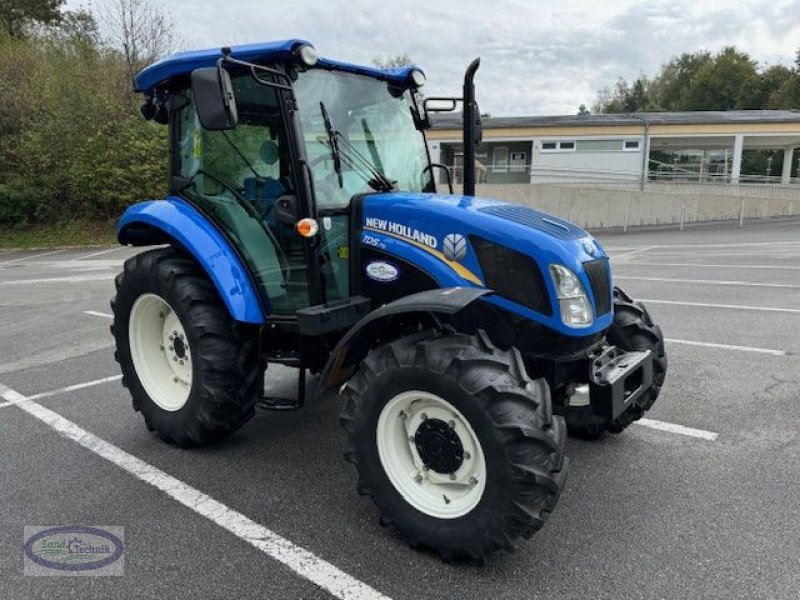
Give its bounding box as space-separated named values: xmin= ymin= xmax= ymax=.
xmin=69 ymin=0 xmax=800 ymax=116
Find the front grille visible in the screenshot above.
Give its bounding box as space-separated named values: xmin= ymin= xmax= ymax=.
xmin=470 ymin=236 xmax=552 ymax=316
xmin=584 ymin=258 xmax=611 ymax=315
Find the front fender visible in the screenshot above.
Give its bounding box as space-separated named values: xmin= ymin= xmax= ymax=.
xmin=117 ymin=197 xmax=265 ymax=324
xmin=318 ymin=287 xmax=491 ymax=393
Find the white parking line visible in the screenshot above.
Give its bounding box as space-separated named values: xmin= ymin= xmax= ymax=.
xmin=635 ymin=418 xmax=718 ymax=441
xmin=84 ymin=310 xmax=114 ymax=319
xmin=0 ymin=381 xmax=389 ymax=600
xmin=612 ymin=245 xmax=658 ymax=259
xmin=615 ymin=276 xmax=800 ymax=289
xmin=0 ymin=249 xmax=66 ymax=267
xmin=0 ymin=375 xmax=123 ymax=408
xmin=73 ymin=247 xmax=122 ymax=261
xmin=639 ymin=298 xmax=800 ymax=314
xmin=1 ymin=273 xmax=116 ymax=286
xmin=618 ymin=262 xmax=800 ymax=271
xmin=666 ymin=338 xmax=788 ymax=356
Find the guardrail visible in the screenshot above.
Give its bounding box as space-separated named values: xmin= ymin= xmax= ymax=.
xmin=442 ymin=165 xmax=800 ymax=201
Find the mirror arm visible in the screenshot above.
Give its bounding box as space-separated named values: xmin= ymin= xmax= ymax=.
xmin=219 ymin=52 xmax=294 ymax=92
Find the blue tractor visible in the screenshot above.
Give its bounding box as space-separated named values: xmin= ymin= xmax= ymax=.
xmin=112 ymin=40 xmax=667 ymax=561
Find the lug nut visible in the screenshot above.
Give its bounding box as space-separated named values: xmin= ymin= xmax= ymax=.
xmin=414 ymin=474 xmax=423 ymax=483
xmin=399 ymin=411 xmax=407 ymax=420
xmin=173 ymin=357 xmax=178 ymax=362
xmin=463 ymin=451 xmax=471 ymax=460
xmin=179 ymin=360 xmax=184 ymax=365
xmin=449 ymin=473 xmax=456 ymax=481
xmin=421 ymin=413 xmax=428 ymax=421
xmin=169 ymin=345 xmax=173 ymax=351
xmin=468 ymin=476 xmax=478 ymax=486
xmin=448 ymin=420 xmax=455 ymax=429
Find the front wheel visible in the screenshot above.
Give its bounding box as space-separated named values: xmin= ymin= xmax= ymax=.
xmin=340 ymin=330 xmax=568 ymax=562
xmin=111 ymin=248 xmax=260 ymax=447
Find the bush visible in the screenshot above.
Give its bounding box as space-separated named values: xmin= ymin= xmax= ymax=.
xmin=0 ymin=16 xmax=168 ymax=227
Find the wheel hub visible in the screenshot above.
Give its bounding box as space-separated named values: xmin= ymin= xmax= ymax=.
xmin=414 ymin=418 xmax=464 ymax=474
xmin=376 ymin=390 xmax=487 ymax=519
xmin=129 ymin=293 xmax=192 ymax=412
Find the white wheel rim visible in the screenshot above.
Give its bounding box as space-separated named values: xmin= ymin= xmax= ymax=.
xmin=129 ymin=293 xmax=192 ymax=411
xmin=376 ymin=390 xmax=487 ymax=519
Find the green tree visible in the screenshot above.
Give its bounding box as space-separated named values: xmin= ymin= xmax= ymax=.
xmin=0 ymin=7 xmax=167 ymax=225
xmin=0 ymin=0 xmax=64 ymax=37
xmin=594 ymin=47 xmax=799 ymax=113
xmin=682 ymin=47 xmax=759 ymax=109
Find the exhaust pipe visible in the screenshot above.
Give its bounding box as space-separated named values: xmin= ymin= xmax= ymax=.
xmin=462 ymin=58 xmax=481 ymax=197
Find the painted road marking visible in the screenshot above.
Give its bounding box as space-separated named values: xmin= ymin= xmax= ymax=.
xmin=0 ymin=375 xmax=124 ymax=408
xmin=635 ymin=418 xmax=718 ymax=441
xmin=73 ymin=247 xmax=123 ymax=261
xmin=615 ymin=275 xmax=800 ymax=289
xmin=639 ymin=298 xmax=800 ymax=315
xmin=614 ymin=262 xmax=800 ymax=271
xmin=666 ymin=338 xmax=788 ymax=356
xmin=0 ymin=375 xmax=123 ymax=408
xmin=84 ymin=310 xmax=114 ymax=319
xmin=0 ymin=249 xmax=66 ymax=267
xmin=0 ymin=273 xmax=116 ymax=286
xmin=0 ymin=382 xmax=390 ymax=600
xmin=613 ymin=246 xmax=658 ymax=260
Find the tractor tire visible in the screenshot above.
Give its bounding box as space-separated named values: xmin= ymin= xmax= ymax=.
xmin=564 ymin=287 xmax=668 ymax=438
xmin=111 ymin=247 xmax=260 ymax=447
xmin=340 ymin=329 xmax=568 ymax=562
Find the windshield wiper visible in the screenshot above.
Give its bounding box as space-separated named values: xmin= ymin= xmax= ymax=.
xmin=319 ymin=102 xmax=343 ymax=188
xmin=318 ymin=101 xmax=395 ymax=193
xmin=333 ymin=131 xmax=395 ymax=192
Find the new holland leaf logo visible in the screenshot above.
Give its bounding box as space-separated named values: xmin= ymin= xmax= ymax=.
xmin=442 ymin=234 xmax=467 ymax=262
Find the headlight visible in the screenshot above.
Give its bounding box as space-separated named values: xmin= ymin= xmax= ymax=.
xmin=296 ymin=44 xmax=318 ymax=67
xmin=549 ymin=264 xmax=593 ymax=327
xmin=409 ymin=69 xmax=426 ymax=87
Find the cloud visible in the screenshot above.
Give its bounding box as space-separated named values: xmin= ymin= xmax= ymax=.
xmin=71 ymin=0 xmax=800 ymax=115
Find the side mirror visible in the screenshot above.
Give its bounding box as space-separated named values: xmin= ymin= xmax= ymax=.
xmin=191 ymin=66 xmax=238 ymax=130
xmin=275 ymin=194 xmax=301 ymax=226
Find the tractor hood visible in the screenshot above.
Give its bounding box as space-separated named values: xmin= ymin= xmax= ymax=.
xmin=360 ymin=191 xmax=613 ymax=335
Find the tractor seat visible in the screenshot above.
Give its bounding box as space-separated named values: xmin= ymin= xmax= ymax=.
xmin=244 ymin=177 xmax=286 ymax=224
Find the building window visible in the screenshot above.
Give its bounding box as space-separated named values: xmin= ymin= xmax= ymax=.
xmin=540 ymin=140 xmax=576 ymax=153
xmin=623 ymin=140 xmax=641 ymax=151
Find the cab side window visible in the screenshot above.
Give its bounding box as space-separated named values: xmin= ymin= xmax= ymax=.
xmin=176 ymin=75 xmax=310 ymax=314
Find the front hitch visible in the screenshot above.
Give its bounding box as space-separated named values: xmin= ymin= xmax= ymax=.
xmin=588 ymin=345 xmax=654 ymax=419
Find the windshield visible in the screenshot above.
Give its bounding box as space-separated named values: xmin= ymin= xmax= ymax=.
xmin=294 ymin=69 xmax=432 ymax=209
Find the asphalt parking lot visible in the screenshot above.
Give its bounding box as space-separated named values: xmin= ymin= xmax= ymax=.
xmin=1 ymin=217 xmax=799 ymax=599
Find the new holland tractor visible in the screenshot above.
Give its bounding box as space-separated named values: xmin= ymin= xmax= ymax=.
xmin=112 ymin=40 xmax=667 ymax=561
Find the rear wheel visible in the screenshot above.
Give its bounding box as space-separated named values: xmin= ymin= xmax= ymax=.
xmin=340 ymin=330 xmax=568 ymax=562
xmin=564 ymin=287 xmax=668 ymax=438
xmin=111 ymin=247 xmax=260 ymax=447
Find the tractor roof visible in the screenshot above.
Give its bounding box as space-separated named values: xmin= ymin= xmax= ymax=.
xmin=134 ymin=39 xmax=419 ymax=95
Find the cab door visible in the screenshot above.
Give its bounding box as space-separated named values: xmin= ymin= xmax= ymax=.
xmin=175 ymin=73 xmax=316 ymax=315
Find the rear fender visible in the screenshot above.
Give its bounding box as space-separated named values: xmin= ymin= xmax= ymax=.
xmin=116 ymin=197 xmax=265 ymax=324
xmin=318 ymin=287 xmax=491 ymax=393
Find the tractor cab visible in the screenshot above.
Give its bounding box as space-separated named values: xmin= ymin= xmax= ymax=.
xmin=137 ymin=41 xmax=439 ymax=320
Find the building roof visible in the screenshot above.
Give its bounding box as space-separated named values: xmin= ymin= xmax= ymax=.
xmin=431 ymin=110 xmax=800 ymax=130
xmin=134 ymin=39 xmax=418 ymax=95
